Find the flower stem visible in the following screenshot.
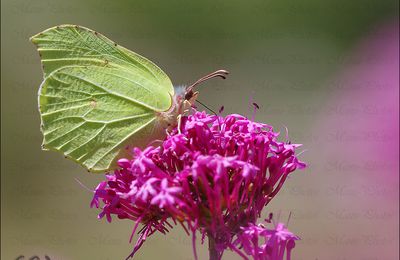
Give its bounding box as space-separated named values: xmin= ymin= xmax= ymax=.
xmin=208 ymin=234 xmax=219 ymax=260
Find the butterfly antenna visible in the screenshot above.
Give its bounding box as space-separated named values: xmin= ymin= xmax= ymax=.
xmin=187 ymin=69 xmax=229 ymax=93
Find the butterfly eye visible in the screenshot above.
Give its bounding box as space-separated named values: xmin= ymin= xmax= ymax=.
xmin=184 ymin=89 xmax=194 ymax=101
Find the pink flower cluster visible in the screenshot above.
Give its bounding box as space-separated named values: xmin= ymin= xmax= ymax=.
xmin=234 ymin=222 xmax=299 ymax=260
xmin=91 ymin=111 xmax=305 ymax=260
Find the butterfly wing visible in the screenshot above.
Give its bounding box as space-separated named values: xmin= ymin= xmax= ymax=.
xmin=31 ymin=25 xmax=174 ymax=172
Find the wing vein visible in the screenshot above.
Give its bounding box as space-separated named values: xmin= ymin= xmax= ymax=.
xmin=61 ymin=72 xmax=158 ymax=111
xmin=88 ymin=117 xmax=156 ymax=169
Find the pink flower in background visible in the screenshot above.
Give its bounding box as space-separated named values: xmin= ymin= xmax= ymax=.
xmin=302 ymin=21 xmax=399 ymax=259
xmin=91 ymin=111 xmax=306 ymax=260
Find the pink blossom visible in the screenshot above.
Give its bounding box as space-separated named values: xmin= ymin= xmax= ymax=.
xmin=91 ymin=111 xmax=306 ymax=259
xmin=150 ymin=179 xmax=182 ymax=208
xmin=234 ymin=221 xmax=299 ymax=260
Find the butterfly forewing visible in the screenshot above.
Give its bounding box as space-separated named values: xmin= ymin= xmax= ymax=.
xmin=31 ymin=25 xmax=174 ymax=172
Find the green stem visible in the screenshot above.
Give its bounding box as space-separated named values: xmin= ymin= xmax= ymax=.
xmin=208 ymin=234 xmax=219 ymax=260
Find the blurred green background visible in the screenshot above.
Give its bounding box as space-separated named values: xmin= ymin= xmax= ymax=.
xmin=1 ymin=0 xmax=399 ymax=259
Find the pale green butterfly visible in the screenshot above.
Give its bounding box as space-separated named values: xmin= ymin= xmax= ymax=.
xmin=31 ymin=24 xmax=228 ymax=173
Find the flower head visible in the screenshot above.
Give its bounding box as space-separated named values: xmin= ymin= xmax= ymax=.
xmin=235 ymin=221 xmax=300 ymax=260
xmin=91 ymin=111 xmax=306 ymax=259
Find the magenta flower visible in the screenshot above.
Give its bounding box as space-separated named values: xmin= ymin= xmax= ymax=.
xmin=150 ymin=179 xmax=182 ymax=208
xmin=234 ymin=222 xmax=299 ymax=260
xmin=91 ymin=111 xmax=306 ymax=260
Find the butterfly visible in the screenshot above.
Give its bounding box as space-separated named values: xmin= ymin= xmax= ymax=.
xmin=31 ymin=24 xmax=228 ymax=173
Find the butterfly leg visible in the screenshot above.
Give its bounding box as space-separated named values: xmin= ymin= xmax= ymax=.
xmin=177 ymin=114 xmax=183 ymax=134
xmin=177 ymin=99 xmax=195 ymax=134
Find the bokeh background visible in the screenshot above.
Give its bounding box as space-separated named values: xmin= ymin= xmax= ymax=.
xmin=1 ymin=0 xmax=399 ymax=259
